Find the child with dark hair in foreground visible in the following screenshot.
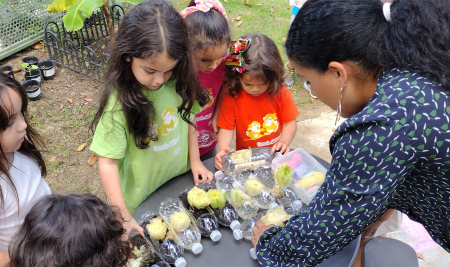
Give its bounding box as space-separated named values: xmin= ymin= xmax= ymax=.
xmin=7 ymin=194 xmax=131 ymax=267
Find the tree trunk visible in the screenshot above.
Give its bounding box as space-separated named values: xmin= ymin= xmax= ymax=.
xmin=100 ymin=0 xmax=115 ymax=44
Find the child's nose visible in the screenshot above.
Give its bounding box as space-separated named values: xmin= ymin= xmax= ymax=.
xmin=209 ymin=63 xmax=217 ymax=71
xmin=18 ymin=115 xmax=27 ymax=132
xmin=154 ymin=72 xmax=165 ymax=84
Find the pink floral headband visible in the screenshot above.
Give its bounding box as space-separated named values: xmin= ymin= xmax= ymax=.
xmin=180 ymin=0 xmax=228 ymax=23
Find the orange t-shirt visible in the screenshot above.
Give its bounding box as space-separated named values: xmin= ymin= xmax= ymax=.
xmin=217 ymin=85 xmax=300 ymax=150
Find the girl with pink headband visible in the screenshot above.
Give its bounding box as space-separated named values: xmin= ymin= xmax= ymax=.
xmin=180 ymin=0 xmax=230 ymax=160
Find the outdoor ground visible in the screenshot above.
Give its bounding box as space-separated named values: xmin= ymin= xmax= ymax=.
xmin=0 ymin=0 xmax=449 ymax=265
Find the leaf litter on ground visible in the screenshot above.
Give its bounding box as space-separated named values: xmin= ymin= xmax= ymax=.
xmin=88 ymin=155 xmax=98 ymax=166
xmin=75 ymin=143 xmax=86 ymax=152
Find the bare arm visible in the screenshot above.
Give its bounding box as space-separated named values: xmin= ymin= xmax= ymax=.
xmin=215 ymin=128 xmax=234 ymax=170
xmin=0 ymin=251 xmax=9 ymax=267
xmin=98 ymin=156 xmax=144 ymax=237
xmin=271 ymin=119 xmax=297 ymax=153
xmin=188 ymin=121 xmax=213 ymax=185
xmin=212 ymin=86 xmax=228 ymax=135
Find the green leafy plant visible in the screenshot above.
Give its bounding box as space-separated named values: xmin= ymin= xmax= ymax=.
xmin=46 ymin=0 xmax=144 ymax=42
xmin=21 ymin=63 xmax=39 ymax=76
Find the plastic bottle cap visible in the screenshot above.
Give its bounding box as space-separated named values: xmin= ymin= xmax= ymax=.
xmin=215 ymin=171 xmax=224 ymax=180
xmin=233 ymin=229 xmax=243 ymax=240
xmin=293 ymin=200 xmax=303 ymax=210
xmin=230 ymin=220 xmax=241 ymax=230
xmin=269 ymin=202 xmax=279 ymax=209
xmin=250 ymin=248 xmax=257 ymax=260
xmin=174 ymin=257 xmax=187 ymax=267
xmin=210 ymin=230 xmax=222 ymax=241
xmin=191 ymin=243 xmax=203 ymax=254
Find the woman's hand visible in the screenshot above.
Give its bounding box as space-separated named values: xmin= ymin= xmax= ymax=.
xmin=251 ymin=220 xmax=275 ymax=246
xmin=362 ymin=220 xmax=384 ymax=238
xmin=271 ymin=141 xmax=290 ymax=154
xmin=191 ymin=160 xmax=213 ymax=186
xmin=215 ymin=147 xmax=230 ymax=170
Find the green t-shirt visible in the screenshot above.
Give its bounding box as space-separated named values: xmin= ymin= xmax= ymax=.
xmin=90 ymin=78 xmax=201 ymax=212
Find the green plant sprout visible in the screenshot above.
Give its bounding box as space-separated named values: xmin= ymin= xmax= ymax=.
xmin=21 ymin=63 xmax=39 ymax=76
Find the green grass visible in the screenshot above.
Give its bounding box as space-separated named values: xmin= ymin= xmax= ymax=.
xmin=170 ymin=0 xmax=292 ymax=63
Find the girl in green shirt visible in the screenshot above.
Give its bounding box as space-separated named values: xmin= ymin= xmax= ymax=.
xmin=90 ymin=0 xmax=213 ymax=237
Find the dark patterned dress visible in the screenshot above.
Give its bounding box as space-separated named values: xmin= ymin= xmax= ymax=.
xmin=257 ymin=69 xmax=450 ymax=266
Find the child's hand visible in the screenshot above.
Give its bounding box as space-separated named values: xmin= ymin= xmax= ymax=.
xmin=271 ymin=142 xmax=290 ymax=154
xmin=191 ymin=160 xmax=213 ymax=186
xmin=123 ymin=215 xmax=144 ymax=240
xmin=215 ymin=147 xmax=230 ymax=170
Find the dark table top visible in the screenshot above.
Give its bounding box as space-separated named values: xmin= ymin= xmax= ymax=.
xmin=133 ymin=153 xmax=360 ymax=267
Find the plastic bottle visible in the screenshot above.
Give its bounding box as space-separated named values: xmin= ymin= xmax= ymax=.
xmin=179 ymin=185 xmax=222 ymax=242
xmin=195 ymin=180 xmax=240 ymax=230
xmin=159 ymin=198 xmax=203 ymax=254
xmin=214 ymin=203 xmax=241 ymax=230
xmin=159 ymin=239 xmax=185 ymax=267
xmin=197 ymin=213 xmax=222 ymax=241
xmin=274 ymin=186 xmax=299 ymax=205
xmin=222 ymin=148 xmax=273 ymax=174
xmin=215 ymin=171 xmax=235 ymax=194
xmin=244 ymin=173 xmax=276 ymax=209
xmin=233 ymin=212 xmax=264 ymax=241
xmin=198 ymin=129 xmax=215 ymax=148
xmin=232 ymin=202 xmax=303 ymax=260
xmin=139 ymin=213 xmax=187 ymax=267
xmin=151 ymin=261 xmax=171 ymax=267
xmin=215 ymin=171 xmax=259 ymax=219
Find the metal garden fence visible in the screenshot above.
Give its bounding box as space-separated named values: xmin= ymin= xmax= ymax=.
xmin=43 ymin=5 xmax=124 ymax=81
xmin=0 ymin=0 xmax=63 ymax=60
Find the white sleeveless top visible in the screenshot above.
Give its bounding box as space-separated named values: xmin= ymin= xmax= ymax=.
xmin=0 ymin=152 xmax=51 ymax=250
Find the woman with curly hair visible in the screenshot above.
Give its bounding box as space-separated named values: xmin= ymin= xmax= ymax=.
xmin=7 ymin=194 xmax=130 ymax=267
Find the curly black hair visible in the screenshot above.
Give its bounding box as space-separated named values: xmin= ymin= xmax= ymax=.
xmin=7 ymin=194 xmax=131 ymax=267
xmin=286 ymin=0 xmax=450 ymax=90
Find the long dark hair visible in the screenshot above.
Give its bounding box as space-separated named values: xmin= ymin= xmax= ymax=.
xmin=286 ymin=0 xmax=450 ymax=90
xmin=184 ymin=0 xmax=230 ymax=51
xmin=7 ymin=194 xmax=130 ymax=267
xmin=90 ymin=0 xmax=207 ymax=149
xmin=225 ymin=34 xmax=285 ymax=97
xmin=0 ymin=73 xmax=46 ymax=210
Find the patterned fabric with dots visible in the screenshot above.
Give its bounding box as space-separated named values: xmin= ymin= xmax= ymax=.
xmin=256 ymin=69 xmax=450 ymax=266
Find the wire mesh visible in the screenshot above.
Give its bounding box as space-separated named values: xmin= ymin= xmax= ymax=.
xmin=43 ymin=5 xmax=124 ymax=81
xmin=0 ymin=0 xmax=63 ymax=60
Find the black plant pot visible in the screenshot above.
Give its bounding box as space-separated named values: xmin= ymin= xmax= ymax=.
xmin=37 ymin=60 xmax=55 ymax=80
xmin=0 ymin=65 xmax=14 ymax=79
xmin=22 ymin=80 xmax=41 ymax=101
xmin=22 ymin=56 xmax=39 ymax=67
xmin=24 ymin=69 xmax=41 ymax=83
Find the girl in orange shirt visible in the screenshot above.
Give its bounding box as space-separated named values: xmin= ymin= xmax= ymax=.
xmin=215 ymin=34 xmax=300 ymax=170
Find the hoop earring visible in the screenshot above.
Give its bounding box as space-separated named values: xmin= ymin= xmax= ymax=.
xmin=335 ymin=86 xmax=345 ymax=125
